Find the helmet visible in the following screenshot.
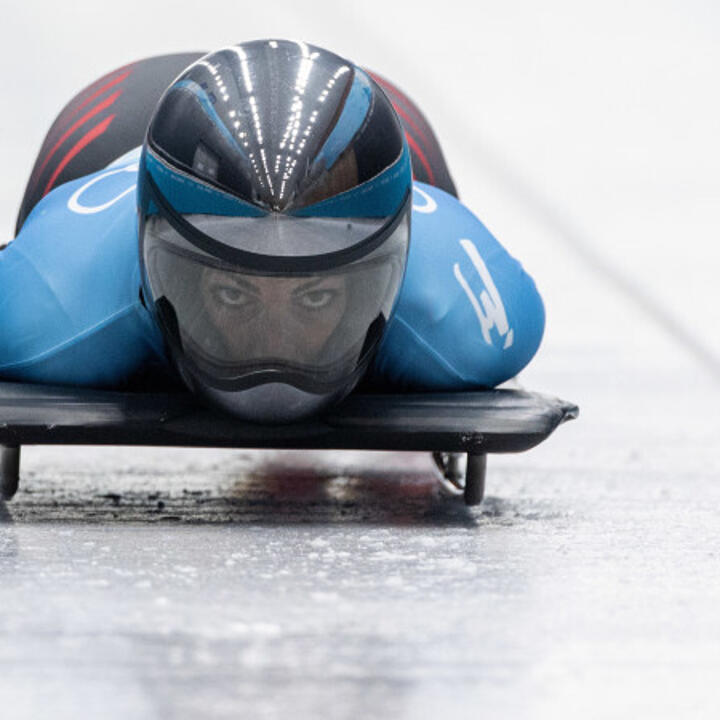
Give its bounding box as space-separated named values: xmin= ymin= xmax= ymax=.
xmin=138 ymin=40 xmax=411 ymax=423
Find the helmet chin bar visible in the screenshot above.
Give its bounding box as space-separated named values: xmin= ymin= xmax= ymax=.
xmin=196 ymin=381 xmax=351 ymax=424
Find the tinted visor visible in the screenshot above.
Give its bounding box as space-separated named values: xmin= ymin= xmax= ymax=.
xmin=141 ymin=208 xmax=409 ymax=391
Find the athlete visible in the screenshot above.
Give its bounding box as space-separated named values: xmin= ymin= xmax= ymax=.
xmin=0 ymin=40 xmax=545 ymax=423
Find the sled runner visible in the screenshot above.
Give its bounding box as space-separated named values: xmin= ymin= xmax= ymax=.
xmin=0 ymin=380 xmax=577 ymax=506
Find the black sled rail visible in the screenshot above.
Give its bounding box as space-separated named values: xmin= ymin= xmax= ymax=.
xmin=0 ymin=380 xmax=578 ymax=505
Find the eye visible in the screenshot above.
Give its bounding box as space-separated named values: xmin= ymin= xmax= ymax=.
xmin=212 ymin=285 xmax=253 ymax=307
xmin=296 ymin=289 xmax=336 ymax=310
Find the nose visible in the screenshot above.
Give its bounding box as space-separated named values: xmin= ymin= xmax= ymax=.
xmin=248 ymin=305 xmax=303 ymax=358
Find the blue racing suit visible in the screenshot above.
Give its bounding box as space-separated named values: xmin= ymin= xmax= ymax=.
xmin=0 ymin=54 xmax=545 ymax=393
xmin=0 ymin=147 xmax=544 ymax=391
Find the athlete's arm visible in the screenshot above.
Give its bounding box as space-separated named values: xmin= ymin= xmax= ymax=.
xmin=0 ymin=151 xmax=166 ymax=387
xmin=368 ymin=182 xmax=545 ymax=390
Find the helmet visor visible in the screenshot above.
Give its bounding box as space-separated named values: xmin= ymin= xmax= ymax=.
xmin=141 ymin=209 xmax=409 ymax=390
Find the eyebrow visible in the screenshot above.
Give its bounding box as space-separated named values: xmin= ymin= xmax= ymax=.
xmin=291 ymin=277 xmax=327 ymax=295
xmin=209 ymin=273 xmax=261 ymax=295
xmin=208 ymin=273 xmax=339 ymax=296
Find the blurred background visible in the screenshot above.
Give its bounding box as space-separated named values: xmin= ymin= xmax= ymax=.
xmin=1 ymin=1 xmax=719 ymax=718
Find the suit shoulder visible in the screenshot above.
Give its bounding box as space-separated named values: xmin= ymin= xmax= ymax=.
xmin=410 ymin=182 xmax=496 ymax=242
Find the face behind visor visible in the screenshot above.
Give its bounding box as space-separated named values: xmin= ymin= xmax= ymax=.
xmin=141 ymin=208 xmax=409 ymax=396
xmin=138 ymin=40 xmax=412 ymax=423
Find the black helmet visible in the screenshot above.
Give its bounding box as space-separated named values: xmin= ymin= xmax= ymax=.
xmin=138 ymin=40 xmax=411 ymax=423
